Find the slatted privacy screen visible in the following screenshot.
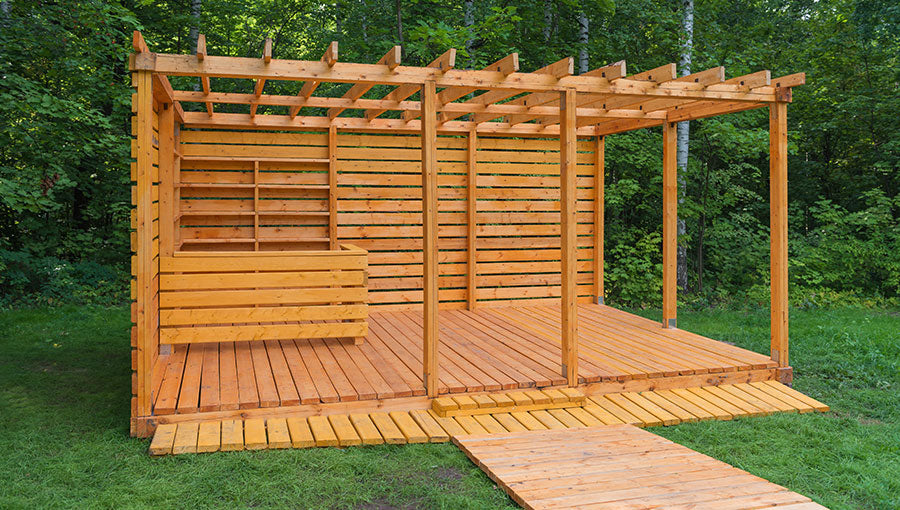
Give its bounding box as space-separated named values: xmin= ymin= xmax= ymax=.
xmin=158 ymin=245 xmax=369 ymax=345
xmin=177 ymin=129 xmax=601 ymax=309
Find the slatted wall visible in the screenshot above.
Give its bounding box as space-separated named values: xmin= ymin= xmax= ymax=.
xmin=175 ymin=129 xmax=599 ymax=310
xmin=130 ymin=73 xmax=161 ymax=433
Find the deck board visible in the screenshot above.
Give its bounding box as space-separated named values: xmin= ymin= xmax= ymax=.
xmin=153 ymin=304 xmax=776 ymax=413
xmin=454 ymin=425 xmax=828 ymax=510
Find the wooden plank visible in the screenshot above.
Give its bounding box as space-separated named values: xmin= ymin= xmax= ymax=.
xmin=370 ymin=412 xmax=406 ymax=444
xmin=409 ymin=409 xmax=450 ymax=442
xmin=286 ymin=417 xmax=316 ymax=448
xmin=770 ymin=102 xmax=789 ymax=366
xmin=662 ymin=120 xmax=677 ymax=328
xmin=220 ymin=419 xmax=244 ymax=451
xmin=267 ymin=418 xmax=292 ymax=449
xmin=466 ymin=128 xmax=477 ymax=310
xmin=244 ymin=418 xmax=268 ymax=449
xmin=349 ymin=413 xmax=385 ymax=445
xmin=161 ymin=321 xmax=368 ymax=345
xmin=755 ymin=381 xmax=827 ymax=412
xmin=421 ymin=79 xmax=439 ymax=397
xmin=196 ymin=421 xmax=221 ymax=453
xmin=148 ymin=423 xmax=177 ymax=455
xmin=172 ymin=422 xmax=199 ymax=455
xmin=328 ymin=124 xmax=338 ymax=248
xmin=328 ymin=414 xmax=362 ymax=446
xmin=559 ymin=87 xmax=578 ymax=386
xmin=390 ymin=411 xmax=428 ymax=443
xmin=307 ymin=415 xmax=339 ymax=447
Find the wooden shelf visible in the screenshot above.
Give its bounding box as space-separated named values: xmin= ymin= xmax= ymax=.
xmin=180 ymin=237 xmax=331 ymax=245
xmin=179 ymin=210 xmax=255 ymax=216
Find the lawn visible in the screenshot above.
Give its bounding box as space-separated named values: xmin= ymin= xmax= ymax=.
xmin=0 ymin=305 xmax=897 ymax=509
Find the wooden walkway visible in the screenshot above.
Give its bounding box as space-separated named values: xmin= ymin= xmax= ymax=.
xmin=152 ymin=304 xmax=777 ymax=414
xmin=148 ymin=382 xmax=828 ymax=455
xmin=455 ymin=425 xmax=828 ymax=510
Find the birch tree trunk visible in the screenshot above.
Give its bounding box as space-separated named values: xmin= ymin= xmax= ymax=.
xmin=542 ymin=0 xmax=553 ymax=65
xmin=1 ymin=0 xmax=10 ymax=17
xmin=677 ymin=0 xmax=693 ymax=292
xmin=577 ymin=8 xmax=589 ymax=74
xmin=395 ymin=0 xmax=403 ymax=44
xmin=464 ymin=0 xmax=474 ymax=68
xmin=189 ymin=0 xmax=202 ymax=53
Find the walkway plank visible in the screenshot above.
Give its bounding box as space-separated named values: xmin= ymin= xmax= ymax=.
xmin=454 ymin=425 xmax=827 ymax=510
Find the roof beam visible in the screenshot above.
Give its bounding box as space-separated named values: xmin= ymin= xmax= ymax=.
xmin=132 ymin=53 xmax=784 ymax=103
xmin=289 ymin=41 xmax=338 ymax=118
xmin=132 ymin=31 xmax=149 ymax=53
xmin=463 ymin=57 xmax=573 ymax=124
xmin=181 ymin=111 xmax=603 ymax=136
xmin=250 ymin=37 xmax=273 ymax=117
xmin=366 ymin=49 xmax=456 ymax=121
xmin=327 ymin=46 xmax=401 ymax=119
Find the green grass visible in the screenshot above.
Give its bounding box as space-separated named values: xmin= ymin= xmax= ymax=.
xmin=0 ymin=305 xmax=897 ymax=509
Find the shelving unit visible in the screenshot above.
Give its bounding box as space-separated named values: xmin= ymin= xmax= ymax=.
xmin=176 ymin=154 xmax=335 ymax=250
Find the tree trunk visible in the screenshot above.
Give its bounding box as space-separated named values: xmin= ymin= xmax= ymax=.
xmin=1 ymin=0 xmax=10 ymax=18
xmin=577 ymin=8 xmax=589 ymax=74
xmin=395 ymin=0 xmax=403 ymax=44
xmin=542 ymin=0 xmax=553 ymax=65
xmin=676 ymin=0 xmax=693 ymax=292
xmin=361 ymin=0 xmax=368 ymax=45
xmin=464 ymin=0 xmax=474 ymax=68
xmin=188 ymin=0 xmax=202 ymax=53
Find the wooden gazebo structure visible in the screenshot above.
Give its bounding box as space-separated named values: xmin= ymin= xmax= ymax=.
xmin=129 ymin=31 xmax=802 ymax=437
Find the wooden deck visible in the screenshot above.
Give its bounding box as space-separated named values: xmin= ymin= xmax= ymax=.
xmin=455 ymin=425 xmax=828 ymax=510
xmin=151 ymin=304 xmax=777 ymax=416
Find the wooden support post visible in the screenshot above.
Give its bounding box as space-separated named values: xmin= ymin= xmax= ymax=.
xmin=328 ymin=124 xmax=338 ymax=250
xmin=421 ymin=80 xmax=439 ymax=397
xmin=770 ymin=102 xmax=789 ymax=367
xmin=158 ymin=103 xmax=176 ymax=257
xmin=560 ymin=88 xmax=578 ymax=387
xmin=133 ymin=70 xmax=155 ymax=418
xmin=593 ymin=136 xmax=605 ymax=304
xmin=662 ymin=121 xmax=677 ymax=328
xmin=466 ymin=128 xmax=477 ymax=310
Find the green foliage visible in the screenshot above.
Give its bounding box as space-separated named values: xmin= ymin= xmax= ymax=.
xmin=0 ymin=0 xmax=898 ymax=307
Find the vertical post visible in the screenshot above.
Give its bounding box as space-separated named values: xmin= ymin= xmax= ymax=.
xmin=662 ymin=121 xmax=677 ymax=328
xmin=560 ymin=88 xmax=578 ymax=387
xmin=421 ymin=80 xmax=439 ymax=397
xmin=328 ymin=125 xmax=338 ymax=250
xmin=158 ymin=104 xmax=175 ymax=257
xmin=593 ymin=136 xmax=605 ymax=305
xmin=466 ymin=128 xmax=477 ymax=310
xmin=253 ymin=160 xmax=260 ymax=251
xmin=132 ymin=70 xmax=154 ymax=419
xmin=770 ymin=102 xmax=789 ymax=367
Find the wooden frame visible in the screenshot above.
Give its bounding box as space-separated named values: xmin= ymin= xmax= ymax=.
xmin=128 ymin=31 xmax=803 ymax=436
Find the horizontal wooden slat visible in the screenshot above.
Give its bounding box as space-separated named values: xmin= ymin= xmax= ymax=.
xmin=160 ymin=321 xmax=368 ymax=344
xmin=160 ymin=304 xmax=368 ymax=326
xmin=161 ymin=254 xmax=366 ymax=272
xmin=161 ymin=287 xmax=368 ymax=308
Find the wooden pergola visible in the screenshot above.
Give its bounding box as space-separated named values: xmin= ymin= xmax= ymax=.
xmin=128 ymin=31 xmax=801 ymax=436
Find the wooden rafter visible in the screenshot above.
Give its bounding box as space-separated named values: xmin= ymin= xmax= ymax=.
xmin=503 ymin=61 xmax=625 ymax=125
xmin=289 ymin=41 xmax=338 ymax=118
xmin=404 ymin=53 xmax=519 ymax=122
xmin=327 ymin=46 xmax=401 ymax=119
xmin=196 ymin=34 xmax=213 ymax=116
xmin=366 ymin=49 xmax=456 ymax=121
xmin=249 ymin=38 xmax=273 ymax=118
xmin=461 ymin=57 xmax=574 ymax=124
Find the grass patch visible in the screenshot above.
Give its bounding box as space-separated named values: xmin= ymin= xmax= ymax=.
xmin=0 ymin=305 xmax=897 ymax=509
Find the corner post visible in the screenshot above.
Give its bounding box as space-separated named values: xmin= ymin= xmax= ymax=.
xmin=560 ymin=88 xmax=579 ymax=386
xmin=421 ymin=80 xmax=439 ymax=397
xmin=662 ymin=121 xmax=677 ymax=328
xmin=328 ymin=124 xmax=338 ymax=249
xmin=593 ymin=136 xmax=605 ymax=305
xmin=466 ymin=128 xmax=477 ymax=310
xmin=132 ymin=69 xmax=155 ymax=424
xmin=770 ymin=102 xmax=789 ymax=366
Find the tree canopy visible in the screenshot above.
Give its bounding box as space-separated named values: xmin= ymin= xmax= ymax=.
xmin=0 ymin=0 xmax=897 ymax=306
